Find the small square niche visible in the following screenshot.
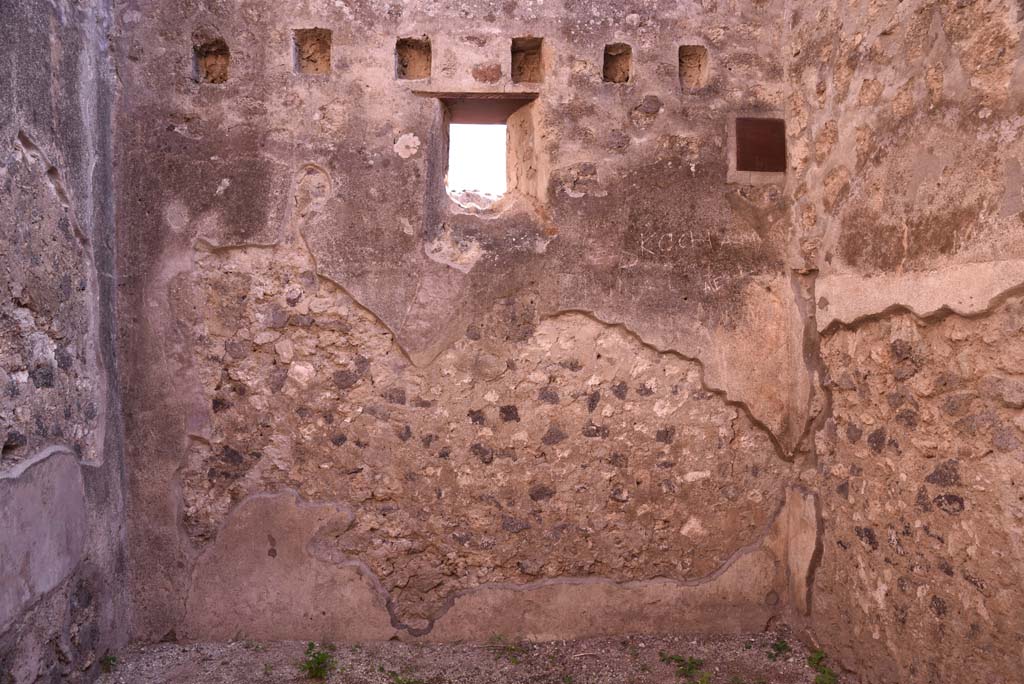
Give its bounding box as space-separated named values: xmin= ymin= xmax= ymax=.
xmin=679 ymin=45 xmax=709 ymax=90
xmin=511 ymin=37 xmax=543 ymax=83
xmin=193 ymin=38 xmax=230 ymax=84
xmin=294 ymin=28 xmax=332 ymax=75
xmin=603 ymin=43 xmax=632 ymax=83
xmin=396 ymin=37 xmax=432 ymax=80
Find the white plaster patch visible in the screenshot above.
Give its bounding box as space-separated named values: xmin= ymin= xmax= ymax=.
xmin=164 ymin=201 xmax=189 ymax=233
xmin=425 ymin=227 xmax=483 ymax=274
xmin=394 ymin=133 xmax=421 ymax=159
xmin=680 ymin=516 xmax=706 ymax=537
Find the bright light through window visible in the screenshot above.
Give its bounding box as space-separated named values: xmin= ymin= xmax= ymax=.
xmin=447 ymin=123 xmax=507 ymax=204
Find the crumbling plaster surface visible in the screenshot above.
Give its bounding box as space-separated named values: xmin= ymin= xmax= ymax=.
xmin=787 ymin=0 xmax=1024 ymax=320
xmin=183 ymin=490 xmax=792 ymax=642
xmin=115 ymin=0 xmax=815 ymax=643
xmin=0 ymin=0 xmax=128 ymax=680
xmin=175 ymin=231 xmax=795 ymax=631
xmin=787 ymin=0 xmax=1024 ymax=681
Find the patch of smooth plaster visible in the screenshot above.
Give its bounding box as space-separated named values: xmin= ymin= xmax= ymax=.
xmin=0 ymin=449 xmax=87 ymax=632
xmin=817 ymin=260 xmax=1024 ymax=331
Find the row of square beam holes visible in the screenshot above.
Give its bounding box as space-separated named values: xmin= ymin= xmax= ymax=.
xmin=193 ymin=32 xmax=710 ymax=88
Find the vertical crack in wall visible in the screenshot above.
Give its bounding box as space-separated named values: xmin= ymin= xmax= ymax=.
xmin=788 ymin=270 xmax=831 ymax=468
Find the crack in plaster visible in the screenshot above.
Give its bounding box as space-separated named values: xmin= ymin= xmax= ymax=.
xmin=788 ymin=270 xmax=830 ymax=467
xmin=540 ymin=308 xmax=792 ymax=463
xmin=194 ymin=219 xmax=800 ymax=463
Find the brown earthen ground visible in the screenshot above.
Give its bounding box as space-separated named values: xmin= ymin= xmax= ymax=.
xmin=97 ymin=631 xmax=821 ymax=684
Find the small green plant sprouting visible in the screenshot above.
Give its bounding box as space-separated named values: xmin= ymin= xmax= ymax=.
xmin=488 ymin=634 xmax=527 ymax=664
xmin=382 ymin=669 xmax=427 ymax=684
xmin=99 ymin=655 xmax=118 ymax=673
xmin=263 ymin=663 xmax=274 ymax=676
xmin=299 ymin=642 xmax=337 ymax=680
xmin=659 ymin=652 xmax=705 ymax=679
xmin=561 ymin=675 xmax=575 ymax=684
xmin=807 ymin=649 xmax=839 ymax=684
xmin=767 ymin=639 xmax=791 ymax=661
xmin=694 ymin=672 xmax=713 ymax=684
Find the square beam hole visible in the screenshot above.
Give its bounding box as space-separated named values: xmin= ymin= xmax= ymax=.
xmin=603 ymin=43 xmax=632 ymax=83
xmin=396 ymin=37 xmax=431 ymax=80
xmin=294 ymin=28 xmax=332 ymax=75
xmin=511 ymin=37 xmax=543 ymax=83
xmin=193 ymin=37 xmax=230 ymax=84
xmin=679 ymin=45 xmax=709 ymax=89
xmin=735 ymin=118 xmax=787 ymax=173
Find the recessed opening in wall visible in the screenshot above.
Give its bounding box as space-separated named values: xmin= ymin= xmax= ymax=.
xmin=294 ymin=28 xmax=332 ymax=75
xmin=438 ymin=96 xmax=540 ymax=210
xmin=193 ymin=37 xmax=230 ymax=83
xmin=447 ymin=123 xmax=507 ymax=203
xmin=603 ymin=43 xmax=632 ymax=83
xmin=679 ymin=45 xmax=709 ymax=90
xmin=511 ymin=37 xmax=544 ymax=83
xmin=396 ymin=37 xmax=432 ymax=79
xmin=735 ymin=117 xmax=787 ymax=173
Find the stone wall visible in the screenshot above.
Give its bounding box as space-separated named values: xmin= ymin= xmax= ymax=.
xmin=0 ymin=0 xmax=1007 ymax=682
xmin=787 ymin=0 xmax=1024 ymax=681
xmin=0 ymin=0 xmax=127 ymax=681
xmin=114 ymin=0 xmax=818 ymax=644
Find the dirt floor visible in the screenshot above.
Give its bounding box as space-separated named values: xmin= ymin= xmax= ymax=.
xmin=97 ymin=630 xmax=835 ymax=683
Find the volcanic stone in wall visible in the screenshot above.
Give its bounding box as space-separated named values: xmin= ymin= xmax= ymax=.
xmin=813 ymin=296 xmax=1024 ymax=683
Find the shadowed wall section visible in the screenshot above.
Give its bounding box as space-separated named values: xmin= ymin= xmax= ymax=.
xmin=0 ymin=0 xmax=127 ymax=681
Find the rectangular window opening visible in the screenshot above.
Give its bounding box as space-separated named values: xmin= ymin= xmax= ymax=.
xmin=447 ymin=123 xmax=508 ymax=207
xmin=511 ymin=37 xmax=544 ymax=84
xmin=396 ymin=37 xmax=432 ymax=80
xmin=440 ymin=97 xmax=539 ymax=209
xmin=735 ymin=117 xmax=787 ymax=173
xmin=294 ymin=28 xmax=332 ymax=75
